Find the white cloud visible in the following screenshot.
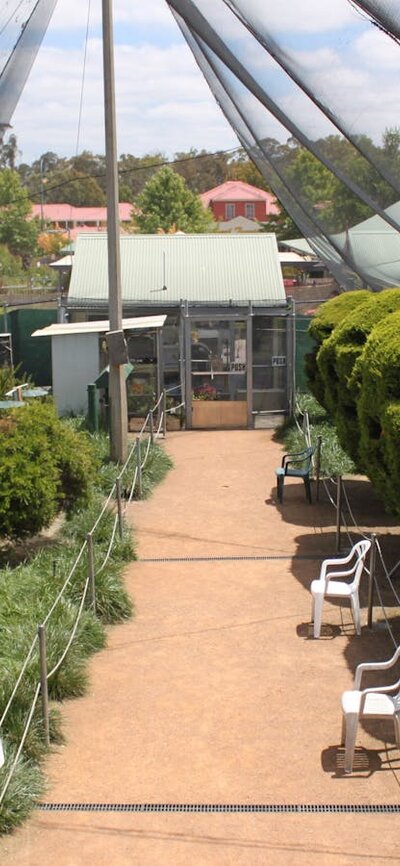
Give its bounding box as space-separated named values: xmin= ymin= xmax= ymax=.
xmin=11 ymin=37 xmax=239 ymax=162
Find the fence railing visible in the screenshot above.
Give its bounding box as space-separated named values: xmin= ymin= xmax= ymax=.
xmin=0 ymin=388 xmax=184 ymax=806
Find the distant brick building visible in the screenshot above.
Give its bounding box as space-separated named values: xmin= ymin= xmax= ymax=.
xmin=200 ymin=180 xmax=279 ymax=224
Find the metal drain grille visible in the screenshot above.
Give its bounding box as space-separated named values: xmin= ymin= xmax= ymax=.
xmin=37 ymin=803 xmax=400 ymax=813
xmin=140 ymin=555 xmax=322 ymax=563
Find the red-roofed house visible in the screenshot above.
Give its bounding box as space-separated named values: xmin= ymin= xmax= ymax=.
xmin=30 ymin=203 xmax=134 ymax=239
xmin=200 ymin=180 xmax=279 ymax=224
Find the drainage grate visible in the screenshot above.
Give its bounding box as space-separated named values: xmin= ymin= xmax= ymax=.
xmin=140 ymin=555 xmax=322 ymax=563
xmin=37 ymin=803 xmax=400 ymax=814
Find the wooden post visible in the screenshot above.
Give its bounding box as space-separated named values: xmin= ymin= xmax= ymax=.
xmin=367 ymin=533 xmax=377 ymax=629
xmin=136 ymin=437 xmax=142 ymax=498
xmin=336 ymin=475 xmax=342 ymax=553
xmin=315 ymin=435 xmax=322 ymax=503
xmin=163 ymin=391 xmax=167 ymax=438
xmin=149 ymin=410 xmax=154 ymax=445
xmin=87 ymin=532 xmax=96 ymax=613
xmin=38 ymin=625 xmax=50 ymax=747
xmin=116 ymin=477 xmax=123 ymax=540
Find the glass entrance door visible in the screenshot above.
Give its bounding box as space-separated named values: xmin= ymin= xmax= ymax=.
xmin=252 ymin=316 xmax=287 ymax=413
xmin=190 ymin=319 xmax=248 ymax=428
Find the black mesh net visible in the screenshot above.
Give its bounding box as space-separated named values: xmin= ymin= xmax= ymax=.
xmin=0 ymin=0 xmax=57 ymax=137
xmin=166 ymin=0 xmax=400 ymax=290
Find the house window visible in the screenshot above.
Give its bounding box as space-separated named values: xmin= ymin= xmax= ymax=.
xmin=225 ymin=203 xmax=235 ymax=220
xmin=245 ymin=203 xmax=255 ymax=219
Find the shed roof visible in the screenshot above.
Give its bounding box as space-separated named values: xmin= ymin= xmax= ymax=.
xmin=68 ymin=233 xmax=286 ymax=308
xmin=32 ymin=315 xmax=166 ymax=338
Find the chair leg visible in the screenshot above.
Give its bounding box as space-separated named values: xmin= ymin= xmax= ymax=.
xmin=344 ymin=712 xmax=359 ymax=773
xmin=340 ymin=713 xmax=346 ymax=746
xmin=304 ymin=476 xmax=312 ymax=504
xmin=277 ymin=475 xmax=284 ymax=504
xmin=350 ymin=592 xmax=361 ymax=636
xmin=313 ymin=593 xmax=323 ymax=639
xmin=393 ymin=713 xmax=400 ymax=750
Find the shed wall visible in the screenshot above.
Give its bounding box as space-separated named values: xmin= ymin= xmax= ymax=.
xmin=52 ymin=333 xmax=99 ymax=415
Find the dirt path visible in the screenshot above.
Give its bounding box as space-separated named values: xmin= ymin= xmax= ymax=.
xmin=1 ymin=430 xmax=399 ymax=865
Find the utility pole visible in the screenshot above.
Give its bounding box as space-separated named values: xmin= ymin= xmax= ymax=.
xmin=102 ymin=0 xmax=128 ymax=463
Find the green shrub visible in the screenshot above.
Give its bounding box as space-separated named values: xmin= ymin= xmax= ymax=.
xmin=305 ymin=290 xmax=371 ymax=404
xmin=317 ymin=289 xmax=400 ymax=464
xmin=358 ymin=311 xmax=400 ymax=515
xmin=0 ymin=401 xmax=98 ymax=538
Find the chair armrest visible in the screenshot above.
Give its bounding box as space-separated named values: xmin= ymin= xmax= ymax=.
xmin=320 ymin=552 xmax=357 ymax=580
xmin=355 ymin=646 xmax=400 ymax=689
xmin=359 ymin=679 xmax=400 ymax=712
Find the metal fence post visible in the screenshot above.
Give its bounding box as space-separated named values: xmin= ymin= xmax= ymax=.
xmin=367 ymin=533 xmax=377 ymax=629
xmin=86 ymin=532 xmax=96 ymax=613
xmin=116 ymin=477 xmax=124 ymax=539
xmin=162 ymin=390 xmax=167 ymax=438
xmin=136 ymin=437 xmax=142 ymax=498
xmin=336 ymin=475 xmax=342 ymax=553
xmin=149 ymin=410 xmax=154 ymax=445
xmin=38 ymin=624 xmax=50 ymax=747
xmin=315 ymin=435 xmax=322 ymax=502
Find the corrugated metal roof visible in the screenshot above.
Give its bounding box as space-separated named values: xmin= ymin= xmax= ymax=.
xmin=32 ymin=315 xmax=166 ymax=338
xmin=68 ymin=233 xmax=286 ymax=307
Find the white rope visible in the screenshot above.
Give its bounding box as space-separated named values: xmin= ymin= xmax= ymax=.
xmin=0 ymin=682 xmax=41 ymax=806
xmin=127 ymin=466 xmax=139 ymax=504
xmin=89 ymin=483 xmax=117 ymax=534
xmin=0 ymin=636 xmax=38 ymax=729
xmin=46 ymin=576 xmax=91 ymax=680
xmin=96 ymin=513 xmax=119 ymax=574
xmin=376 ymin=540 xmax=400 ymax=607
xmin=42 ymin=540 xmax=88 ymax=626
xmin=155 ymin=411 xmax=164 ymax=438
xmin=341 ymin=480 xmax=370 ymax=541
xmin=140 ymin=436 xmax=152 ymax=469
xmin=152 ymin=391 xmax=163 ymax=412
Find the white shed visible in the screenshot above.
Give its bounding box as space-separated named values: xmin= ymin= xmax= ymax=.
xmin=32 ymin=315 xmax=166 ymax=415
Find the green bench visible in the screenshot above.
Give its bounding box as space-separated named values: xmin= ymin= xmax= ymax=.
xmin=275 ymin=445 xmax=314 ymax=504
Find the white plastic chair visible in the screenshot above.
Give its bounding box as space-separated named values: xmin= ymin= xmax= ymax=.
xmin=341 ymin=645 xmax=400 ymax=773
xmin=311 ymin=539 xmax=371 ymax=639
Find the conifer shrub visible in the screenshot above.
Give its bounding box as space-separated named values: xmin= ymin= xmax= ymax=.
xmin=316 ymin=289 xmax=400 ymax=464
xmin=305 ymin=290 xmax=370 ymax=404
xmin=358 ymin=311 xmax=400 ymax=516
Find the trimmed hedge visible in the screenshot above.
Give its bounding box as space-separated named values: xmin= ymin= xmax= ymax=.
xmin=358 ymin=311 xmax=400 ymax=515
xmin=316 ymin=289 xmax=400 ymax=463
xmin=305 ymin=290 xmax=371 ymax=404
xmin=0 ymin=401 xmax=98 ymax=538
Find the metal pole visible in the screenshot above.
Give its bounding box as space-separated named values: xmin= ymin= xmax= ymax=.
xmin=149 ymin=410 xmax=154 ymax=445
xmin=315 ymin=435 xmax=322 ymax=502
xmin=87 ymin=532 xmax=96 ymax=613
xmin=336 ymin=475 xmax=342 ymax=553
xmin=367 ymin=533 xmax=377 ymax=629
xmin=163 ymin=391 xmax=167 ymax=438
xmin=116 ymin=477 xmax=123 ymax=539
xmin=102 ymin=0 xmax=128 ymax=464
xmin=38 ymin=625 xmax=50 ymax=747
xmin=136 ymin=437 xmax=142 ymax=498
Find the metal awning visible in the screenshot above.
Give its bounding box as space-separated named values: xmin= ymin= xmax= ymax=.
xmin=32 ymin=315 xmax=167 ymax=338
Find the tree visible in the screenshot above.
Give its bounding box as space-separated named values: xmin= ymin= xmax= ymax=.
xmin=0 ymin=169 xmax=38 ymax=263
xmin=133 ymin=166 xmax=216 ymax=233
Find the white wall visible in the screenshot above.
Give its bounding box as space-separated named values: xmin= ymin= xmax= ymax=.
xmin=52 ymin=334 xmax=100 ymax=415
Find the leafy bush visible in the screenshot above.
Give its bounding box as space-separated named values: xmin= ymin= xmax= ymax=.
xmin=316 ymin=289 xmax=400 ymax=465
xmin=0 ymin=401 xmax=98 ymax=538
xmin=305 ymin=290 xmax=371 ymax=404
xmin=358 ymin=311 xmax=400 ymax=516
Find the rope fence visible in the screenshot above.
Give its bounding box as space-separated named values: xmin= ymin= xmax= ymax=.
xmin=293 ymin=397 xmax=400 ymax=651
xmin=0 ymin=388 xmax=182 ymax=806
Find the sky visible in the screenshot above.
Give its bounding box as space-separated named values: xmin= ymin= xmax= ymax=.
xmin=0 ymin=0 xmax=399 ymax=166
